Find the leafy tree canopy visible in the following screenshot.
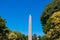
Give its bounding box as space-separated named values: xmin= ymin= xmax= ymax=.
xmin=41 ymin=0 xmax=60 ymax=25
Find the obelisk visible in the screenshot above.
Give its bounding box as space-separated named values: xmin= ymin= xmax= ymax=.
xmin=28 ymin=14 xmax=32 ymax=40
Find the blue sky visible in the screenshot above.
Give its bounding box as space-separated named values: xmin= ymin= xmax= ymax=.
xmin=0 ymin=0 xmax=52 ymax=36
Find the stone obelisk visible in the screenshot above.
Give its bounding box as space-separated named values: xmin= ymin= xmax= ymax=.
xmin=28 ymin=14 xmax=32 ymax=40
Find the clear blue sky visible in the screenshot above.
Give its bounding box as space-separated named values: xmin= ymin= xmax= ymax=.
xmin=0 ymin=0 xmax=52 ymax=36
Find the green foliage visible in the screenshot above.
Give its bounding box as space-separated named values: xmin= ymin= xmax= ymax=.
xmin=41 ymin=0 xmax=60 ymax=25
xmin=8 ymin=32 xmax=17 ymax=40
xmin=0 ymin=17 xmax=10 ymax=39
xmin=0 ymin=17 xmax=28 ymax=40
xmin=38 ymin=36 xmax=41 ymax=40
xmin=43 ymin=11 xmax=60 ymax=40
xmin=13 ymin=31 xmax=28 ymax=40
xmin=40 ymin=0 xmax=60 ymax=40
xmin=32 ymin=34 xmax=37 ymax=40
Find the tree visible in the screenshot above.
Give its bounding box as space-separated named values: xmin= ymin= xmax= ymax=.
xmin=25 ymin=35 xmax=28 ymax=40
xmin=0 ymin=17 xmax=10 ymax=40
xmin=38 ymin=36 xmax=41 ymax=40
xmin=0 ymin=17 xmax=28 ymax=40
xmin=41 ymin=0 xmax=60 ymax=33
xmin=45 ymin=11 xmax=60 ymax=40
xmin=32 ymin=34 xmax=37 ymax=40
xmin=8 ymin=32 xmax=17 ymax=40
xmin=40 ymin=0 xmax=60 ymax=40
xmin=14 ymin=31 xmax=28 ymax=40
xmin=41 ymin=0 xmax=60 ymax=26
xmin=13 ymin=31 xmax=23 ymax=40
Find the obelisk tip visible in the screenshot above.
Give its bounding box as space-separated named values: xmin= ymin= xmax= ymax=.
xmin=29 ymin=14 xmax=32 ymax=17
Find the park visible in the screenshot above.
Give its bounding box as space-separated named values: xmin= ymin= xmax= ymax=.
xmin=0 ymin=0 xmax=60 ymax=40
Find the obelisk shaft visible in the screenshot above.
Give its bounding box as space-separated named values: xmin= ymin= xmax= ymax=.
xmin=28 ymin=14 xmax=32 ymax=40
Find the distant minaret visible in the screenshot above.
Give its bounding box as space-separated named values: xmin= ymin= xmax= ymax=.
xmin=28 ymin=14 xmax=32 ymax=40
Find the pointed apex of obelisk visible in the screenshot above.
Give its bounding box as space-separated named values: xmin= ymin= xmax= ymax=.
xmin=29 ymin=14 xmax=31 ymax=17
xmin=29 ymin=14 xmax=32 ymax=19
